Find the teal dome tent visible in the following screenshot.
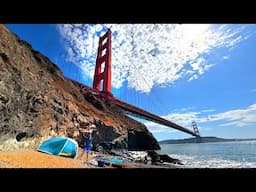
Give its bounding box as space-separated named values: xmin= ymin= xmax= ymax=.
xmin=37 ymin=137 xmax=78 ymax=158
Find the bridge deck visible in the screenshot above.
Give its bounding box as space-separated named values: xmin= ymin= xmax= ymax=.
xmin=71 ymin=79 xmax=198 ymax=137
xmin=112 ymin=98 xmax=198 ymax=137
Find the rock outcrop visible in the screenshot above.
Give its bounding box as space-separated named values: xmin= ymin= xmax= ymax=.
xmin=0 ymin=24 xmax=160 ymax=151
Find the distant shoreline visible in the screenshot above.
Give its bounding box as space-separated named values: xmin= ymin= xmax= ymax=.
xmin=159 ymin=137 xmax=256 ymax=144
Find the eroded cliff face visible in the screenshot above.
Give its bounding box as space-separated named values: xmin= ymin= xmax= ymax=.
xmin=0 ymin=24 xmax=160 ymax=151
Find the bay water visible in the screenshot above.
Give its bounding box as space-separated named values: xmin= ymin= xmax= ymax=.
xmin=159 ymin=140 xmax=256 ymax=168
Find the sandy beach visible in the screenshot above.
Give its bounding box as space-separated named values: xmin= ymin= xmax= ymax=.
xmin=0 ymin=148 xmax=177 ymax=168
xmin=0 ymin=148 xmax=97 ymax=168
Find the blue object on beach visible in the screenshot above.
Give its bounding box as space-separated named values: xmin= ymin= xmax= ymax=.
xmin=37 ymin=137 xmax=78 ymax=158
xmin=109 ymin=157 xmax=124 ymax=163
xmin=97 ymin=157 xmax=127 ymax=163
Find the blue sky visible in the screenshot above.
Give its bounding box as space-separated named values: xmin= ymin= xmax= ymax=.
xmin=6 ymin=24 xmax=256 ymax=141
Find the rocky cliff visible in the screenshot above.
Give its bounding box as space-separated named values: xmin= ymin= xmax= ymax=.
xmin=0 ymin=24 xmax=160 ymax=151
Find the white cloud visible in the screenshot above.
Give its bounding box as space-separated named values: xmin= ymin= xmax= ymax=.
xmin=58 ymin=24 xmax=245 ymax=93
xmin=201 ymin=109 xmax=216 ymax=113
xmin=198 ymin=126 xmax=212 ymax=131
xmin=209 ymin=104 xmax=256 ymax=127
xmin=179 ymin=107 xmax=194 ymax=111
xmin=188 ymin=74 xmax=199 ymax=82
xmin=145 ymin=104 xmax=256 ymax=133
xmin=147 ymin=124 xmax=178 ymax=133
xmin=223 ymin=55 xmax=230 ymax=60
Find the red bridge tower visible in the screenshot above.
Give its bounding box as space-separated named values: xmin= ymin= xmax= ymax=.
xmin=92 ymin=29 xmax=113 ymax=98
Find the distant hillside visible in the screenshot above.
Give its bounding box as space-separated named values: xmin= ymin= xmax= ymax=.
xmin=159 ymin=137 xmax=256 ymax=144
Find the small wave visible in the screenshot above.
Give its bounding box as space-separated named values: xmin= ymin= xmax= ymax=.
xmin=169 ymin=154 xmax=256 ymax=168
xmin=234 ymin=140 xmax=256 ymax=144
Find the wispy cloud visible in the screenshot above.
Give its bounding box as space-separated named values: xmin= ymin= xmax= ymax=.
xmin=201 ymin=109 xmax=216 ymax=113
xmin=250 ymin=89 xmax=256 ymax=93
xmin=209 ymin=104 xmax=256 ymax=127
xmin=58 ymin=24 xmax=246 ymax=93
xmin=179 ymin=107 xmax=194 ymax=111
xmin=223 ymin=55 xmax=230 ymax=60
xmin=147 ymin=125 xmax=178 ymax=133
xmin=198 ymin=126 xmax=212 ymax=131
xmin=145 ymin=104 xmax=256 ymax=132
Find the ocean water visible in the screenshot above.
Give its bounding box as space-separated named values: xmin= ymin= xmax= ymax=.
xmin=159 ymin=140 xmax=256 ymax=168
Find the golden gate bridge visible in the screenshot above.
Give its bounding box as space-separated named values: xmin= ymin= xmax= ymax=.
xmin=71 ymin=29 xmax=200 ymax=138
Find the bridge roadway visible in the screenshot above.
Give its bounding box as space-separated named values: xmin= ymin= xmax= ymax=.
xmin=71 ymin=79 xmax=199 ymax=137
